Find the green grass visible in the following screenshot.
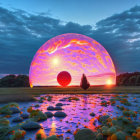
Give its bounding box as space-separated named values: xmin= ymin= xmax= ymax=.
xmin=1 ymin=86 xmax=140 ymax=95
xmin=0 ymin=86 xmax=140 ymax=102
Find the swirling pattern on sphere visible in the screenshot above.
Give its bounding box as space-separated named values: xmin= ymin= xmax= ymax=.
xmin=29 ymin=33 xmax=116 ymax=87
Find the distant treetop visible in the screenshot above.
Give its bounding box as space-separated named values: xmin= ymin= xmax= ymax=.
xmin=116 ymin=72 xmax=140 ymax=86
xmin=0 ymin=74 xmax=29 ymax=87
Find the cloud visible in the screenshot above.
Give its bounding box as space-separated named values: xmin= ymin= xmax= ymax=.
xmin=90 ymin=6 xmax=140 ymax=73
xmin=0 ymin=6 xmax=140 ymax=75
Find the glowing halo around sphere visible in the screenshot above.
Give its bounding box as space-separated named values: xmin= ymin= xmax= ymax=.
xmin=29 ymin=33 xmax=116 ymax=87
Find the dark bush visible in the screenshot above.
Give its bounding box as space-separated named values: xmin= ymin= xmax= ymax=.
xmin=116 ymin=72 xmax=140 ymax=86
xmin=0 ymin=74 xmax=29 ymax=87
xmin=80 ymin=74 xmax=90 ymax=90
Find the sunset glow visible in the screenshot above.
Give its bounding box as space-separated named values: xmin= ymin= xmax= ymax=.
xmin=29 ymin=33 xmax=116 ymax=87
xmin=52 ymin=57 xmax=60 ymax=65
xmin=106 ymin=79 xmax=113 ymax=85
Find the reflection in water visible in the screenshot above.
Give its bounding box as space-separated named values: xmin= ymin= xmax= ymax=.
xmin=88 ymin=118 xmax=96 ymax=130
xmin=35 ymin=94 xmax=115 ymax=139
xmin=32 ymin=94 xmax=140 ymax=140
xmin=82 ymin=94 xmax=88 ymax=108
xmin=49 ymin=121 xmax=56 ymax=136
xmin=36 ymin=124 xmax=47 ymax=139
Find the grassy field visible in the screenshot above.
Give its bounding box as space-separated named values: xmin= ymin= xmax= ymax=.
xmin=0 ymin=86 xmax=140 ymax=102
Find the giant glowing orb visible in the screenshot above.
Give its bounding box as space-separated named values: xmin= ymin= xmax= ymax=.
xmin=57 ymin=71 xmax=71 ymax=87
xmin=29 ymin=33 xmax=116 ymax=87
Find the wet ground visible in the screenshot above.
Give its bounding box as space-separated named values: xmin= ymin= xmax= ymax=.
xmin=0 ymin=93 xmax=140 ymax=140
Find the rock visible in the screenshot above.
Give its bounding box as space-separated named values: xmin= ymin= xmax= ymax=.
xmin=68 ymin=97 xmax=80 ymax=101
xmin=114 ymin=131 xmax=126 ymax=140
xmin=90 ymin=112 xmax=95 ymax=117
xmin=46 ymin=135 xmax=60 ymax=140
xmin=108 ymin=127 xmax=117 ymax=135
xmin=101 ymin=101 xmax=108 ymax=107
xmin=54 ymin=112 xmax=67 ymax=117
xmin=12 ymin=117 xmax=23 ymax=122
xmin=74 ymin=128 xmax=96 ymax=140
xmin=101 ymin=126 xmax=108 ymax=131
xmin=34 ymin=104 xmax=40 ymax=107
xmin=132 ymin=121 xmax=140 ymax=127
xmin=21 ymin=113 xmax=29 ymax=119
xmin=9 ymin=129 xmax=26 ymax=140
xmin=56 ymin=103 xmax=63 ymax=106
xmin=123 ymin=110 xmax=137 ymax=117
xmin=0 ymin=126 xmax=10 ymax=139
xmin=96 ymin=133 xmax=103 ymax=140
xmin=136 ymin=127 xmax=140 ymax=132
xmin=102 ymin=129 xmax=109 ymax=136
xmin=30 ymin=110 xmax=47 ymax=121
xmin=8 ymin=102 xmax=19 ymax=107
xmin=47 ymin=96 xmax=52 ymax=101
xmin=0 ymin=106 xmax=11 ymax=115
xmin=36 ymin=134 xmax=42 ymax=140
xmin=59 ymin=99 xmax=66 ymax=102
xmin=47 ymin=106 xmax=62 ymax=111
xmin=10 ymin=107 xmax=20 ymax=114
xmin=45 ymin=112 xmax=53 ymax=118
xmin=54 ymin=106 xmax=63 ymax=110
xmin=21 ymin=121 xmax=41 ymax=130
xmin=93 ymin=119 xmax=98 ymax=125
xmin=37 ymin=111 xmax=47 ymax=121
xmin=47 ymin=106 xmax=55 ymax=110
xmin=99 ymin=115 xmax=110 ymax=123
xmin=38 ymin=99 xmax=43 ymax=103
xmin=0 ymin=118 xmax=9 ymax=126
xmin=0 ymin=103 xmax=20 ymax=115
xmin=112 ymin=119 xmax=117 ymax=125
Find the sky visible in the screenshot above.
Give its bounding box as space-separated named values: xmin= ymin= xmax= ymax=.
xmin=0 ymin=0 xmax=140 ymax=77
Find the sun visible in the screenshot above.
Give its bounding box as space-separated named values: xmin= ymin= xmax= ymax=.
xmin=106 ymin=79 xmax=112 ymax=85
xmin=52 ymin=57 xmax=59 ymax=65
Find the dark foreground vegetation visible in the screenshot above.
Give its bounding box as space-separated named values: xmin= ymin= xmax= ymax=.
xmin=0 ymin=94 xmax=140 ymax=140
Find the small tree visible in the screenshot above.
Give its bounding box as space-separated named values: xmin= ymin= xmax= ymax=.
xmin=80 ymin=74 xmax=90 ymax=90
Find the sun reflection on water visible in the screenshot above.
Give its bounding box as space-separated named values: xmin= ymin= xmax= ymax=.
xmin=49 ymin=121 xmax=56 ymax=136
xmin=36 ymin=124 xmax=47 ymax=139
xmin=30 ymin=94 xmax=140 ymax=139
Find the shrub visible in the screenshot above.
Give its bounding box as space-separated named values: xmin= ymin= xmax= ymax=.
xmin=80 ymin=74 xmax=90 ymax=90
xmin=74 ymin=128 xmax=96 ymax=140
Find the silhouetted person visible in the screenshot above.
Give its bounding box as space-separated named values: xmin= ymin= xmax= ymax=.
xmin=80 ymin=74 xmax=90 ymax=90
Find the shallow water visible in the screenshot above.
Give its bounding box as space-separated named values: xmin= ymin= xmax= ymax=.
xmin=1 ymin=93 xmax=140 ymax=140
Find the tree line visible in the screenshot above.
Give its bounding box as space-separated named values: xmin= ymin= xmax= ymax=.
xmin=116 ymin=72 xmax=140 ymax=86
xmin=0 ymin=72 xmax=140 ymax=87
xmin=0 ymin=75 xmax=29 ymax=87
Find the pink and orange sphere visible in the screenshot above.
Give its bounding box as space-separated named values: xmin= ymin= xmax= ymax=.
xmin=29 ymin=33 xmax=116 ymax=87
